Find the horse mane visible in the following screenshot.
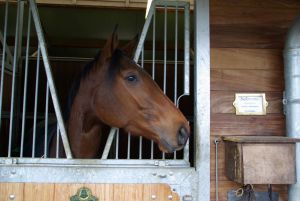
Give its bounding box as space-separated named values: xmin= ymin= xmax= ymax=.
xmin=63 ymin=49 xmax=124 ymax=122
xmin=63 ymin=54 xmax=98 ymax=122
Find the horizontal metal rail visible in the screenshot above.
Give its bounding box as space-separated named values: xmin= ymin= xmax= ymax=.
xmin=0 ymin=157 xmax=190 ymax=167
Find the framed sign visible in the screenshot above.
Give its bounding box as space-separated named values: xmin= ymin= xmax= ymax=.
xmin=233 ymin=93 xmax=268 ymax=115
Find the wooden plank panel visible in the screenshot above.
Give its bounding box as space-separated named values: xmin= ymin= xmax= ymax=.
xmin=211 ymin=114 xmax=285 ymax=136
xmin=210 ymin=181 xmax=288 ymax=201
xmin=113 ymin=184 xmax=144 ymax=201
xmin=211 ymin=69 xmax=284 ymax=91
xmin=211 ymin=6 xmax=299 ymax=28
xmin=0 ymin=183 xmax=24 ymax=201
xmin=211 ymin=48 xmax=283 ymax=70
xmin=211 ymin=25 xmax=286 ymax=49
xmin=94 ymin=184 xmax=114 ymax=201
xmin=143 ymin=184 xmax=180 ymax=201
xmin=211 ymin=91 xmax=283 ymax=114
xmin=24 ymin=183 xmax=55 ymax=201
xmin=211 ymin=0 xmax=300 ymax=9
xmin=0 ymin=183 xmax=179 ymax=201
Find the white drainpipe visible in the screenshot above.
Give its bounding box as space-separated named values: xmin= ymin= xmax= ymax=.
xmin=283 ymin=16 xmax=300 ymax=201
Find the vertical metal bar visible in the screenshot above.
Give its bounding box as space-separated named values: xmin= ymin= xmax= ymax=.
xmin=141 ymin=46 xmax=144 ymax=68
xmin=29 ymin=0 xmax=72 ymax=159
xmin=183 ymin=3 xmax=190 ymax=96
xmin=150 ymin=7 xmax=156 ymax=160
xmin=174 ymin=5 xmax=178 ymax=104
xmin=215 ymin=139 xmax=220 ymax=201
xmin=32 ymin=46 xmax=41 ymax=158
xmin=139 ymin=46 xmax=144 ymax=160
xmin=162 ymin=4 xmax=168 ymax=160
xmin=44 ymin=83 xmax=49 ymax=158
xmin=20 ymin=6 xmax=32 ymax=157
xmin=133 ymin=0 xmax=155 ymax=62
xmin=8 ymin=0 xmax=22 ymax=157
xmin=152 ymin=8 xmax=156 ymax=80
xmin=194 ymin=0 xmax=211 ymax=201
xmin=184 ymin=139 xmax=189 ymax=161
xmin=163 ymin=5 xmax=167 ymax=94
xmin=16 ymin=1 xmax=24 ymax=72
xmin=127 ymin=133 xmax=131 ymax=159
xmin=15 ymin=1 xmax=25 ymax=144
xmin=176 ymin=3 xmax=191 ymax=108
xmin=101 ymin=127 xmax=117 ymax=159
xmin=0 ymin=0 xmax=9 ymax=134
xmin=151 ymin=140 xmax=154 ymax=159
xmin=115 ymin=129 xmax=119 ymax=159
xmin=139 ymin=136 xmax=143 ymax=159
xmin=56 ymin=125 xmax=59 ymax=158
xmin=182 ymin=3 xmax=191 ymax=162
xmin=173 ymin=5 xmax=179 ymax=160
xmin=0 ymin=31 xmax=13 ymax=68
xmin=174 ymin=151 xmax=177 ymax=159
xmin=284 ymin=16 xmax=300 ymax=201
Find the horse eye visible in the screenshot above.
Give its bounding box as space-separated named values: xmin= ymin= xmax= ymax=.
xmin=126 ymin=75 xmax=137 ymax=82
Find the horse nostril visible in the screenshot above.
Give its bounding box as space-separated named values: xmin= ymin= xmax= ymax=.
xmin=177 ymin=126 xmax=188 ymax=146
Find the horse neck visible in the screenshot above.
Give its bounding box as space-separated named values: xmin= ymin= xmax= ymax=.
xmin=67 ymin=77 xmax=104 ymax=158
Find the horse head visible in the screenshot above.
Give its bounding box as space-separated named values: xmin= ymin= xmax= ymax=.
xmin=91 ymin=30 xmax=190 ymax=153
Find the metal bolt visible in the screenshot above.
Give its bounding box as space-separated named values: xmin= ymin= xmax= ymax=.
xmin=154 ymin=161 xmax=159 ymax=166
xmin=158 ymin=173 xmax=167 ymax=178
xmin=152 ymin=172 xmax=157 ymax=176
xmin=168 ymin=195 xmax=173 ymax=200
xmin=169 ymin=171 xmax=174 ymax=176
xmin=10 ymin=170 xmax=16 ymax=175
xmin=9 ymin=194 xmax=15 ymax=200
xmin=182 ymin=195 xmax=193 ymax=201
xmin=151 ymin=195 xmax=156 ymax=200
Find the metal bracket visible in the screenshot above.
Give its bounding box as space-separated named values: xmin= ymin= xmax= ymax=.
xmin=283 ymin=91 xmax=287 ymax=115
xmin=154 ymin=160 xmax=170 ymax=167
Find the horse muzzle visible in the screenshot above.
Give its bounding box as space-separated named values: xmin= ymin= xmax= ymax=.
xmin=158 ymin=125 xmax=190 ymax=153
xmin=177 ymin=126 xmax=189 ymax=147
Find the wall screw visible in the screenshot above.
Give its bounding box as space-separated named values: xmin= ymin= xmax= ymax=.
xmin=9 ymin=194 xmax=15 ymax=200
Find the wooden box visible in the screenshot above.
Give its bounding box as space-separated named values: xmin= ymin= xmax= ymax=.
xmin=223 ymin=136 xmax=300 ymax=184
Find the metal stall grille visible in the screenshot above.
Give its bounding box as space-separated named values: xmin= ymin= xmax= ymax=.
xmin=102 ymin=0 xmax=191 ymax=165
xmin=0 ymin=0 xmax=191 ymax=168
xmin=0 ymin=0 xmax=72 ymax=161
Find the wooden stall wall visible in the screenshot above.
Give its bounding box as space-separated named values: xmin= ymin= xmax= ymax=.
xmin=210 ymin=1 xmax=300 ymax=201
xmin=0 ymin=183 xmax=179 ymax=201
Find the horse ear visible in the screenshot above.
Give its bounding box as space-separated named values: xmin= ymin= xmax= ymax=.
xmin=99 ymin=25 xmax=119 ymax=63
xmin=122 ymin=34 xmax=139 ymax=58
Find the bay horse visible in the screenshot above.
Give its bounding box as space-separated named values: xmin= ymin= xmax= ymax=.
xmin=50 ymin=29 xmax=190 ymax=159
